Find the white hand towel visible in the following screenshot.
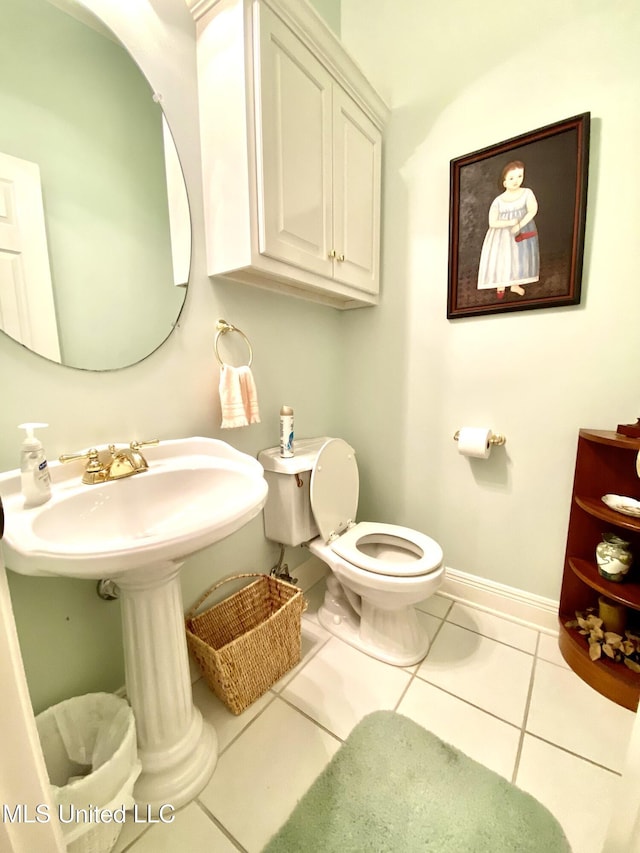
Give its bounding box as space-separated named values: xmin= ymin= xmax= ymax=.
xmin=219 ymin=365 xmax=248 ymax=428
xmin=219 ymin=364 xmax=261 ymax=428
xmin=238 ymin=365 xmax=261 ymax=424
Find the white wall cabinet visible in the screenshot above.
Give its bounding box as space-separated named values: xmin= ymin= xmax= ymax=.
xmin=192 ymin=0 xmax=389 ymax=309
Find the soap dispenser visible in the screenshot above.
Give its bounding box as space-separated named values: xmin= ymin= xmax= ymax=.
xmin=18 ymin=423 xmax=52 ymax=508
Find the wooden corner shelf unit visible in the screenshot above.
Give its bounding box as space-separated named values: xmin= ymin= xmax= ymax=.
xmin=559 ymin=429 xmax=640 ymax=711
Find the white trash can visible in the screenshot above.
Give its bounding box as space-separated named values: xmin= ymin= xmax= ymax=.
xmin=36 ymin=692 xmax=141 ymax=853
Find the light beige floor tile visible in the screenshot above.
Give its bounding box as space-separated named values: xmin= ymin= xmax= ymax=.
xmin=416 ymin=622 xmax=534 ymax=726
xmin=537 ymin=632 xmax=568 ymax=668
xmin=416 ymin=593 xmax=453 ymax=620
xmin=271 ymin=617 xmax=330 ymax=691
xmin=526 ymin=658 xmax=635 ymax=771
xmin=124 ymin=801 xmax=239 ymax=853
xmin=419 ymin=608 xmax=444 ymax=643
xmin=198 ymin=698 xmax=340 ymax=853
xmin=123 ymin=801 xmax=238 ymax=853
xmin=397 ymin=677 xmax=520 ymax=779
xmin=117 ymin=598 xmax=625 ymax=853
xmin=281 ymin=636 xmax=412 ymax=739
xmin=446 ymin=602 xmax=539 ymax=653
xmin=192 ymin=677 xmax=274 ymax=753
xmin=112 ymin=816 xmax=148 ymax=853
xmin=516 ymin=734 xmax=618 ymax=853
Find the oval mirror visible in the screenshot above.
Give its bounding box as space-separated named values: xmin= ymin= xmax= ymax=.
xmin=0 ymin=0 xmax=190 ymax=370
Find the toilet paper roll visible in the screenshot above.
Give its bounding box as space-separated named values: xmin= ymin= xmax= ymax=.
xmin=457 ymin=427 xmax=492 ymax=459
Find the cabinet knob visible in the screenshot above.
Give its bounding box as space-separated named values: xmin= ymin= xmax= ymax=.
xmin=328 ymin=250 xmax=336 ymax=259
xmin=337 ymin=253 xmax=345 ymax=262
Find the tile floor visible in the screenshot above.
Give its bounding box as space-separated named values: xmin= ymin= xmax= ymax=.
xmin=113 ymin=564 xmax=637 ymax=853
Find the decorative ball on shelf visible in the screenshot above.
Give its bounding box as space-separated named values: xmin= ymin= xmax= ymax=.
xmin=596 ymin=533 xmax=633 ymax=582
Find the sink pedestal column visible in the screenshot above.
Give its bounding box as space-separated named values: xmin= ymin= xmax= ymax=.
xmin=115 ymin=560 xmax=217 ymax=812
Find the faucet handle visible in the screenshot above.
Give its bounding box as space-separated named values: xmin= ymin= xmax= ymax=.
xmin=130 ymin=439 xmax=159 ymax=451
xmin=59 ymin=447 xmax=101 ymax=466
xmin=59 ymin=448 xmax=108 ymax=484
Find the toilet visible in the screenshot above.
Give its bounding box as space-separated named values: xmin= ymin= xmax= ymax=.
xmin=258 ymin=437 xmax=444 ymax=666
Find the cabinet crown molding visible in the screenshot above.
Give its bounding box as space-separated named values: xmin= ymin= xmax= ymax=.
xmin=189 ymin=0 xmax=389 ymax=127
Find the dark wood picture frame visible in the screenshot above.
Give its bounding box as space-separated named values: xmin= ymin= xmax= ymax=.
xmin=447 ymin=113 xmax=590 ymax=319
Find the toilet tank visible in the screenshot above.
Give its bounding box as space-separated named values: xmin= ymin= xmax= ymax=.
xmin=257 ymin=437 xmax=330 ymax=546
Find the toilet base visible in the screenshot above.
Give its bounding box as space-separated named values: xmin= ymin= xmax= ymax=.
xmin=317 ymin=579 xmax=430 ymax=667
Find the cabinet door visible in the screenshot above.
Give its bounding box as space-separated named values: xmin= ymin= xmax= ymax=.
xmin=258 ymin=6 xmax=333 ymax=277
xmin=332 ymin=86 xmax=381 ymax=295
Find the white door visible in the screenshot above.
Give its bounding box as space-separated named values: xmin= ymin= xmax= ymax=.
xmin=0 ymin=544 xmax=65 ymax=852
xmin=0 ymin=151 xmax=60 ymax=362
xmin=257 ymin=5 xmax=334 ymax=277
xmin=331 ymin=87 xmax=381 ymax=295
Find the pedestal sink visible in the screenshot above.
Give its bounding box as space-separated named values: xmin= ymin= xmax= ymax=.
xmin=0 ymin=437 xmax=268 ymax=812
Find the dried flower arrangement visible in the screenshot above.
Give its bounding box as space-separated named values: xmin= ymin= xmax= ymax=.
xmin=565 ymin=610 xmax=640 ymax=674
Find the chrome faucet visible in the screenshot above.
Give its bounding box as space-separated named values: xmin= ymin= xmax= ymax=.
xmin=60 ymin=440 xmax=159 ymax=484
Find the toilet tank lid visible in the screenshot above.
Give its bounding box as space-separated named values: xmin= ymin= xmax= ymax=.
xmin=258 ymin=437 xmax=335 ymax=474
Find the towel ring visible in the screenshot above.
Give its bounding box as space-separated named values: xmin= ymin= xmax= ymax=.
xmin=214 ymin=319 xmax=253 ymax=367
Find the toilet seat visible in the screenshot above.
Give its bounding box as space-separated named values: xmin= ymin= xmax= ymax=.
xmin=310 ymin=439 xmax=443 ymax=578
xmin=331 ymin=521 xmax=443 ymax=578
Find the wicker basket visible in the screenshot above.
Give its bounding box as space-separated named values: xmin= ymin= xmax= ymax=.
xmin=185 ymin=573 xmax=306 ymax=715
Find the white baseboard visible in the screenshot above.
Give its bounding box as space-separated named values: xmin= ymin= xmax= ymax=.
xmin=440 ymin=566 xmax=560 ymax=635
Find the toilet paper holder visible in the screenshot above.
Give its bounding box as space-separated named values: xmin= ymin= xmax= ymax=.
xmin=453 ymin=430 xmax=506 ymax=446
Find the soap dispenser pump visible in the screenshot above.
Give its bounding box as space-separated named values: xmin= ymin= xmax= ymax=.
xmin=18 ymin=422 xmax=52 ymax=507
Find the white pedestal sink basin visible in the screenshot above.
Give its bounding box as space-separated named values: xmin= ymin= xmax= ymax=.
xmin=0 ymin=437 xmax=268 ymax=812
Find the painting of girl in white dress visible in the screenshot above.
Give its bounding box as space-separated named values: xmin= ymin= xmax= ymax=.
xmin=447 ymin=113 xmax=590 ymax=319
xmin=477 ymin=160 xmax=539 ymax=300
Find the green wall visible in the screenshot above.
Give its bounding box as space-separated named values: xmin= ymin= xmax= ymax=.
xmin=339 ymin=0 xmax=640 ymax=599
xmin=309 ymin=0 xmax=341 ymax=34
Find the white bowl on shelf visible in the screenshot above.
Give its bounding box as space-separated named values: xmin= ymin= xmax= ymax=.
xmin=601 ymin=494 xmax=640 ymax=518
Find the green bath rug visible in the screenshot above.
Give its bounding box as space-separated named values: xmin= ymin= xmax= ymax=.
xmin=263 ymin=710 xmax=571 ymax=853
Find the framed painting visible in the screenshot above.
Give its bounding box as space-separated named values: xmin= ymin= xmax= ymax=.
xmin=447 ymin=113 xmax=590 ymax=319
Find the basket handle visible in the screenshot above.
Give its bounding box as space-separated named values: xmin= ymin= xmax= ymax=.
xmin=185 ymin=572 xmax=274 ymax=621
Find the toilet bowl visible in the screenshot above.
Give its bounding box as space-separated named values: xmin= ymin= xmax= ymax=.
xmin=258 ymin=438 xmax=444 ymax=666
